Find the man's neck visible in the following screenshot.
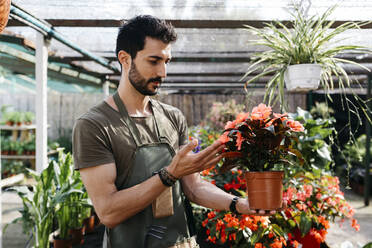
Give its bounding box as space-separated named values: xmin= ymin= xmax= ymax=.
xmin=106 ymin=79 xmax=152 ymax=117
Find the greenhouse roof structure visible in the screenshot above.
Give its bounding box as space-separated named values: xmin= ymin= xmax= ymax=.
xmin=3 ymin=0 xmax=372 ymax=93
xmin=0 ymin=34 xmax=108 ymax=93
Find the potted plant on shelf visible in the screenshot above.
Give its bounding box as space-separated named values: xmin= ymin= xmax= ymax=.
xmin=23 ymin=111 xmax=35 ymax=125
xmin=242 ymin=5 xmax=371 ymax=107
xmin=218 ymin=103 xmax=304 ymax=210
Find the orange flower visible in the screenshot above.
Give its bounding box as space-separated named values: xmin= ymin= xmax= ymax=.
xmin=236 ymin=112 xmax=250 ymax=123
xmin=286 ymin=119 xmax=304 ymax=132
xmin=202 ymin=219 xmax=208 ymax=227
xmin=207 ymin=211 xmax=216 ymax=219
xmin=236 ymin=132 xmax=244 ymax=150
xmin=255 ymin=243 xmax=263 ymax=248
xmin=270 ymin=238 xmax=283 ymax=248
xmin=352 ymin=218 xmax=360 ymax=231
xmin=273 ymin=112 xmax=288 ymax=121
xmin=218 ymin=132 xmax=230 ymax=144
xmin=251 ymin=103 xmax=272 ymax=120
xmin=224 ymin=121 xmax=236 ymax=130
xmin=292 ymin=240 xmax=299 ymax=248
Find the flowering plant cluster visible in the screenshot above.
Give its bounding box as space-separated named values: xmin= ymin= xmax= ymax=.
xmin=218 ymin=104 xmax=304 ymax=172
xmin=198 ymin=166 xmax=359 ymax=248
xmin=199 ymin=166 xmax=289 ymax=248
xmin=272 ymin=173 xmax=360 ymax=246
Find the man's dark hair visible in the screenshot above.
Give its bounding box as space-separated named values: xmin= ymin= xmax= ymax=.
xmin=116 ymin=15 xmax=177 ymax=61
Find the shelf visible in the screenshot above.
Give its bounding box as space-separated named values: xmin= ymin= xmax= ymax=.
xmin=0 ymin=124 xmax=36 ymax=131
xmin=1 ymin=150 xmax=59 ymax=160
xmin=0 ymin=173 xmax=25 ymax=188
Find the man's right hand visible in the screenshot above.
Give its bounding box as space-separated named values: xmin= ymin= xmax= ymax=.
xmin=166 ymin=139 xmax=225 ymax=178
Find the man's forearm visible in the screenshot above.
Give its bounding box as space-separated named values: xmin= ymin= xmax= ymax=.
xmin=182 ymin=174 xmax=235 ymax=212
xmin=90 ymin=175 xmax=167 ymax=228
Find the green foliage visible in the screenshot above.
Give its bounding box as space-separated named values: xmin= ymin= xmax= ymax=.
xmin=288 ymin=107 xmax=336 ymax=175
xmin=5 ymin=151 xmax=91 ymax=247
xmin=1 ymin=160 xmax=26 ymax=178
xmin=24 ymin=111 xmax=35 ymax=123
xmin=343 ymin=134 xmax=372 ymax=167
xmin=242 ymin=5 xmax=371 ymax=109
xmin=363 ymin=242 xmax=372 ymax=248
xmin=53 ymin=151 xmax=91 ymax=239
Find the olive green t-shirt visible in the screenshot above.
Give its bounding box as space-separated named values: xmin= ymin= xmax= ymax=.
xmin=72 ymin=100 xmax=188 ymax=189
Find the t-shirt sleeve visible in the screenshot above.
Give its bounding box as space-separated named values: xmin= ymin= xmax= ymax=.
xmin=177 ymin=110 xmax=189 ymax=147
xmin=72 ymin=118 xmax=115 ymax=169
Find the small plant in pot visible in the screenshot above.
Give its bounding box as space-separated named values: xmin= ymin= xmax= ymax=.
xmin=23 ymin=111 xmax=35 ymax=125
xmin=242 ymin=5 xmax=371 ymax=108
xmin=219 ymin=103 xmax=304 ymax=211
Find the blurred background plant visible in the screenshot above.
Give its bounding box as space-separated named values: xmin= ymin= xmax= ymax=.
xmin=204 ymin=99 xmax=245 ymax=131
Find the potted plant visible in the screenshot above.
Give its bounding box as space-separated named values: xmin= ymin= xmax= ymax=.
xmin=53 ymin=151 xmax=91 ymax=247
xmin=242 ymin=5 xmax=371 ymax=107
xmin=218 ymin=103 xmax=304 ymax=210
xmin=23 ymin=111 xmax=35 ymax=125
xmin=5 ymin=162 xmax=56 ymax=248
xmin=1 ymin=137 xmax=10 ymax=155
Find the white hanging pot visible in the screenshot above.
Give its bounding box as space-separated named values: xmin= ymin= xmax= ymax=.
xmin=284 ymin=64 xmax=322 ymax=92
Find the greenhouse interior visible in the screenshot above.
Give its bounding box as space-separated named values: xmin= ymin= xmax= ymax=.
xmin=0 ymin=0 xmax=372 ymax=248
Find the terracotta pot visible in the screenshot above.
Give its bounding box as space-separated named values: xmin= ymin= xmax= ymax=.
xmin=83 ymin=215 xmax=96 ymax=234
xmin=53 ymin=237 xmax=72 ymax=248
xmin=293 ymin=228 xmax=321 ymax=248
xmin=0 ymin=0 xmax=11 ymax=33
xmin=245 ymin=171 xmax=284 ymax=210
xmin=69 ymin=228 xmax=84 ymax=245
xmin=6 ymin=121 xmax=14 ymax=126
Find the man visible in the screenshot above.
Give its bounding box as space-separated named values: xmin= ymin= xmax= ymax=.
xmin=73 ymin=15 xmax=275 ymax=248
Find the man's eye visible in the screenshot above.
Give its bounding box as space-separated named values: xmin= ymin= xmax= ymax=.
xmin=149 ymin=60 xmax=158 ymax=65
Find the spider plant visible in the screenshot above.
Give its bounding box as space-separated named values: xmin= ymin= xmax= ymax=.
xmin=242 ymin=5 xmax=371 ymax=110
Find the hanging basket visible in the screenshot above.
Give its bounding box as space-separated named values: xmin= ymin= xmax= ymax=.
xmin=0 ymin=0 xmax=11 ymax=33
xmin=284 ymin=64 xmax=322 ymax=92
xmin=245 ymin=171 xmax=284 ymax=210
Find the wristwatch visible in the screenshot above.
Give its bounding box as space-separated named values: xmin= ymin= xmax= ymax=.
xmin=229 ymin=196 xmax=241 ymax=215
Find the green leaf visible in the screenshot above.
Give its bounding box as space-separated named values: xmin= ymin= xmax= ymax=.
xmin=362 ymin=242 xmax=372 ymax=248
xmin=299 ymin=212 xmax=312 ymax=237
xmin=271 ymin=224 xmax=286 ymax=238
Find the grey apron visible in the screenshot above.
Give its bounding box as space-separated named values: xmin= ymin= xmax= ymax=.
xmin=104 ymin=92 xmax=190 ymax=248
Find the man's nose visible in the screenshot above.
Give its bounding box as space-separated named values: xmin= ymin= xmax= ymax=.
xmin=157 ymin=63 xmax=167 ymax=78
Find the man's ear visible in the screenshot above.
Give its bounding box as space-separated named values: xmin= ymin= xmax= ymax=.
xmin=118 ymin=50 xmax=131 ymax=70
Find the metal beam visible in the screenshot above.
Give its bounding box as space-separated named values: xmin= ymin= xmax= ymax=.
xmin=7 ymin=19 xmax=372 ymax=29
xmin=48 ymin=53 xmax=372 ymax=65
xmin=9 ymin=4 xmax=119 ymax=74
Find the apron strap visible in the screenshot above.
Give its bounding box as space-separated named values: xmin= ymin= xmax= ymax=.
xmin=113 ymin=91 xmax=142 ymax=146
xmin=149 ymin=98 xmax=169 ymax=143
xmin=113 ymin=92 xmax=166 ymax=145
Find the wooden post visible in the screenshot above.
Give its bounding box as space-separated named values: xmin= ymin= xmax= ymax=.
xmin=35 ymin=32 xmax=49 ymax=172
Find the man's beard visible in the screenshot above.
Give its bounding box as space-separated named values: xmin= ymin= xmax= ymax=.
xmin=128 ymin=62 xmax=162 ymax=96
